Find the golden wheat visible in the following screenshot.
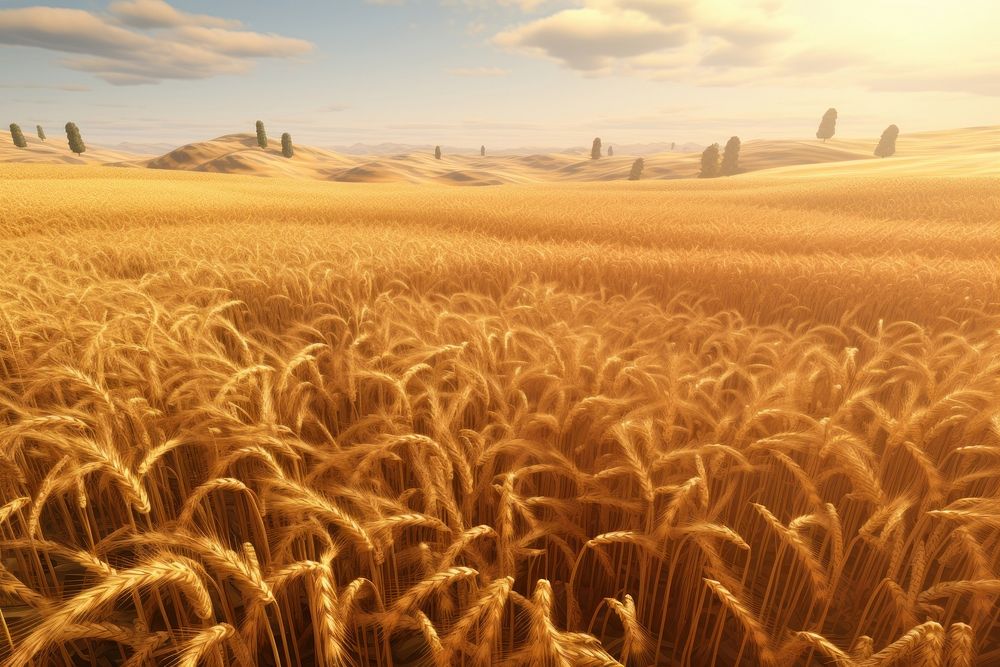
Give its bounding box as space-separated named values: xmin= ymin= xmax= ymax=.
xmin=1 ymin=162 xmax=999 ymax=664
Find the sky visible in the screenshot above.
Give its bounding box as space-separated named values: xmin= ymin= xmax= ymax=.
xmin=1 ymin=0 xmax=999 ymax=149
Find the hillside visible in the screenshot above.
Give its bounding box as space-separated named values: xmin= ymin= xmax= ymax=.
xmin=4 ymin=126 xmax=1000 ymax=184
xmin=138 ymin=132 xmax=882 ymax=184
xmin=145 ymin=133 xmax=355 ymax=179
xmin=0 ymin=133 xmax=148 ymax=165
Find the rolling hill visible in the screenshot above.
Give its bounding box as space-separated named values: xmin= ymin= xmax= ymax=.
xmin=3 ymin=126 xmax=1000 ymax=184
xmin=0 ymin=133 xmax=148 ymax=165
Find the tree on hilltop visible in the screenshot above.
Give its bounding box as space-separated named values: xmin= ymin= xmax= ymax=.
xmin=628 ymin=158 xmax=644 ymax=181
xmin=608 ymin=145 xmax=614 ymax=157
xmin=816 ymin=108 xmax=837 ymax=142
xmin=874 ymin=124 xmax=899 ymax=158
xmin=699 ymin=143 xmax=720 ymax=178
xmin=481 ymin=145 xmax=486 ymax=157
xmin=281 ymin=133 xmax=294 ymax=158
xmin=65 ymin=122 xmax=86 ymax=155
xmin=671 ymin=141 xmax=676 ymax=151
xmin=720 ymin=136 xmax=741 ymax=176
xmin=591 ymin=137 xmax=602 ymax=159
xmin=435 ymin=146 xmax=442 ymax=160
xmin=255 ymin=120 xmax=268 ymax=149
xmin=36 ymin=125 xmax=46 ymax=142
xmin=9 ymin=123 xmax=27 ymax=148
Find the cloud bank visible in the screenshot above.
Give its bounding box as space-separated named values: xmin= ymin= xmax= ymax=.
xmin=493 ymin=1 xmax=802 ymax=79
xmin=487 ymin=0 xmax=1000 ymax=97
xmin=0 ymin=1 xmax=313 ymax=85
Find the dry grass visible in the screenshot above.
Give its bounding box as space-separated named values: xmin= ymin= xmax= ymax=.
xmin=7 ymin=126 xmax=1000 ymax=184
xmin=1 ymin=162 xmax=1000 ymax=665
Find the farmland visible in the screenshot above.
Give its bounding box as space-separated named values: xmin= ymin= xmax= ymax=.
xmin=2 ymin=162 xmax=1000 ymax=665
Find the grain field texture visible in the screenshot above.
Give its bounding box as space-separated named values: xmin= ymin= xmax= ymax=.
xmin=1 ymin=162 xmax=999 ymax=665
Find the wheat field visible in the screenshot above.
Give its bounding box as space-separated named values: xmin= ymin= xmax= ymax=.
xmin=2 ymin=162 xmax=1000 ymax=665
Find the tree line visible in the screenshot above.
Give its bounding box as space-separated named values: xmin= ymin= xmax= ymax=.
xmin=6 ymin=123 xmax=86 ymax=154
xmin=395 ymin=112 xmax=899 ymax=180
xmin=697 ymin=137 xmax=742 ymax=178
xmin=583 ymin=134 xmax=742 ymax=181
xmin=692 ymin=109 xmax=899 ymax=179
xmin=8 ymin=112 xmax=903 ymax=175
xmin=255 ymin=121 xmax=295 ymax=158
xmin=813 ymin=108 xmax=898 ymax=157
xmin=581 ymin=109 xmax=902 ymax=181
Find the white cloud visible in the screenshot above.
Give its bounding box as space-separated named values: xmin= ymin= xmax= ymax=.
xmin=172 ymin=26 xmax=311 ymax=58
xmin=108 ymin=0 xmax=242 ymax=29
xmin=493 ymin=1 xmax=793 ymax=75
xmin=0 ymin=3 xmax=312 ymax=86
xmin=494 ymin=6 xmax=687 ymax=71
xmin=488 ymin=0 xmax=1000 ymax=97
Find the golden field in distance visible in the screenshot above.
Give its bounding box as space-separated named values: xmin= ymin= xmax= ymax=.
xmin=1 ymin=136 xmax=1000 ymax=666
xmin=3 ymin=125 xmax=1000 ymax=184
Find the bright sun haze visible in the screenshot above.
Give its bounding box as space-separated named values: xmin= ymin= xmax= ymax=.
xmin=1 ymin=0 xmax=999 ymax=146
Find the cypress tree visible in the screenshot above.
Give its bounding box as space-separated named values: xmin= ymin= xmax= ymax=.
xmin=435 ymin=146 xmax=442 ymax=160
xmin=816 ymin=108 xmax=837 ymax=142
xmin=9 ymin=124 xmax=27 ymax=148
xmin=628 ymin=157 xmax=644 ymax=181
xmin=65 ymin=122 xmax=86 ymax=155
xmin=671 ymin=142 xmax=676 ymax=151
xmin=874 ymin=124 xmax=899 ymax=158
xmin=255 ymin=120 xmax=268 ymax=149
xmin=281 ymin=132 xmax=294 ymax=158
xmin=481 ymin=145 xmax=486 ymax=157
xmin=720 ymin=136 xmax=741 ymax=176
xmin=591 ymin=137 xmax=602 ymax=159
xmin=36 ymin=125 xmax=46 ymax=142
xmin=699 ymin=143 xmax=720 ymax=178
xmin=608 ymin=146 xmax=614 ymax=157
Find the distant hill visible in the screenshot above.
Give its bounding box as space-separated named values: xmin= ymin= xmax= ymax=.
xmin=145 ymin=133 xmax=355 ymax=179
xmin=141 ymin=134 xmax=707 ymax=184
xmin=331 ymin=141 xmax=702 ymax=157
xmin=111 ymin=142 xmax=178 ymax=156
xmin=0 ymin=133 xmax=147 ymax=165
xmin=5 ymin=126 xmax=1000 ymax=185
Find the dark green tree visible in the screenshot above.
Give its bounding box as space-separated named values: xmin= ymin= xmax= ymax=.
xmin=608 ymin=145 xmax=614 ymax=157
xmin=816 ymin=108 xmax=837 ymax=142
xmin=65 ymin=122 xmax=86 ymax=155
xmin=435 ymin=146 xmax=442 ymax=160
xmin=255 ymin=120 xmax=268 ymax=149
xmin=481 ymin=145 xmax=486 ymax=157
xmin=671 ymin=141 xmax=676 ymax=151
xmin=281 ymin=132 xmax=294 ymax=158
xmin=36 ymin=125 xmax=46 ymax=142
xmin=9 ymin=123 xmax=27 ymax=148
xmin=628 ymin=157 xmax=644 ymax=181
xmin=874 ymin=124 xmax=899 ymax=158
xmin=591 ymin=137 xmax=602 ymax=159
xmin=699 ymin=143 xmax=720 ymax=178
xmin=720 ymin=136 xmax=741 ymax=176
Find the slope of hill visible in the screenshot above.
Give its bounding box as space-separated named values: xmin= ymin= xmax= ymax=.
xmin=138 ymin=127 xmax=1000 ymax=184
xmin=331 ymin=141 xmax=703 ymax=156
xmin=111 ymin=141 xmax=179 ymax=156
xmin=145 ymin=133 xmax=355 ymax=178
xmin=0 ymin=133 xmax=146 ymax=165
xmin=4 ymin=126 xmax=1000 ymax=184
